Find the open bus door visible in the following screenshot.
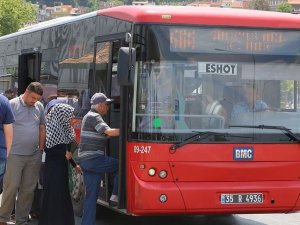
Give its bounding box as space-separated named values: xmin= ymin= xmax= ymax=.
xmin=92 ymin=39 xmax=128 ymax=211
xmin=71 ymin=35 xmax=130 ymax=217
xmin=18 ymin=51 xmax=42 ymax=95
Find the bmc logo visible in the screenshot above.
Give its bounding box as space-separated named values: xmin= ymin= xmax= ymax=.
xmin=233 ymin=147 xmax=254 ymax=160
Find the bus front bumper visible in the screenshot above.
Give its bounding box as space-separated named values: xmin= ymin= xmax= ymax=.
xmin=130 ymin=180 xmax=300 ymax=215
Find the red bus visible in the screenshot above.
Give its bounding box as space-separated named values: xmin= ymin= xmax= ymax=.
xmin=0 ymin=6 xmax=300 ymax=216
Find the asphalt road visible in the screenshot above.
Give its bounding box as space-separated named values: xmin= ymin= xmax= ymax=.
xmin=23 ymin=207 xmax=300 ymax=225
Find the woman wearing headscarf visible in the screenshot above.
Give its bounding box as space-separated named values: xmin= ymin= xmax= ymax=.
xmin=44 ymin=98 xmax=64 ymax=115
xmin=38 ymin=103 xmax=77 ymax=225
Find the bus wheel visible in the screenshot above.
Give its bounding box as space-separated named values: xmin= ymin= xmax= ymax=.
xmin=70 ymin=168 xmax=84 ymax=217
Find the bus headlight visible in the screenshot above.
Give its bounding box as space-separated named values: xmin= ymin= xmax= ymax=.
xmin=159 ymin=170 xmax=167 ymax=179
xmin=148 ymin=168 xmax=156 ymax=176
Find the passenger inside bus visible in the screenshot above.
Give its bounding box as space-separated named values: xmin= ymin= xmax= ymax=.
xmin=186 ymin=94 xmax=226 ymax=129
xmin=230 ymin=82 xmax=269 ymax=121
xmin=73 ymin=90 xmax=90 ymax=118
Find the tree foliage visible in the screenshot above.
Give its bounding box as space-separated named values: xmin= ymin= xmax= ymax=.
xmin=0 ymin=0 xmax=37 ymax=36
xmin=88 ymin=0 xmax=100 ymax=11
xmin=277 ymin=2 xmax=293 ymax=13
xmin=108 ymin=0 xmax=124 ymax=6
xmin=248 ymin=0 xmax=270 ymax=11
xmin=88 ymin=0 xmax=123 ymax=11
xmin=71 ymin=0 xmax=79 ymax=7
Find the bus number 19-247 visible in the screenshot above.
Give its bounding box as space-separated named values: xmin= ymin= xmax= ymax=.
xmin=133 ymin=145 xmax=151 ymax=154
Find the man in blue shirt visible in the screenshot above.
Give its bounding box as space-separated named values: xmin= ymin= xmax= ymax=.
xmin=231 ymin=83 xmax=269 ymax=120
xmin=0 ymin=94 xmax=15 ymax=193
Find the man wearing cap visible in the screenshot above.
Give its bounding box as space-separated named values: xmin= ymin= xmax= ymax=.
xmin=79 ymin=92 xmax=119 ymax=225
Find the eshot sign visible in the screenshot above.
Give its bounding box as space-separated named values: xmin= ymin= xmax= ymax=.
xmin=233 ymin=147 xmax=254 ymax=160
xmin=198 ymin=62 xmax=238 ymax=76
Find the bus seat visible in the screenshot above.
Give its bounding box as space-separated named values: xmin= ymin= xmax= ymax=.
xmin=185 ymin=95 xmax=225 ymax=129
xmin=204 ymin=99 xmax=226 ymax=128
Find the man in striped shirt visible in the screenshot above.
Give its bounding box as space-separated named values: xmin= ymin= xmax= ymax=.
xmin=79 ymin=93 xmax=119 ymax=225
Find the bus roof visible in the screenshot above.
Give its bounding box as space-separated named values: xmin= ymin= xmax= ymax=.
xmin=0 ymin=12 xmax=97 ymax=41
xmin=0 ymin=6 xmax=299 ymax=41
xmin=99 ymin=6 xmax=300 ymax=29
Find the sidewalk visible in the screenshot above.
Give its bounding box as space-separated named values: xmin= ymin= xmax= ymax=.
xmin=0 ymin=194 xmax=39 ymax=225
xmin=7 ymin=216 xmax=80 ymax=225
xmin=0 ymin=195 xmax=81 ymax=225
xmin=7 ymin=217 xmax=38 ymax=225
xmin=6 ymin=215 xmax=80 ymax=225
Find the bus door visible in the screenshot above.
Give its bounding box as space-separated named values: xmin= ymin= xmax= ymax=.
xmin=18 ymin=51 xmax=42 ymax=95
xmin=93 ymin=36 xmax=127 ymax=209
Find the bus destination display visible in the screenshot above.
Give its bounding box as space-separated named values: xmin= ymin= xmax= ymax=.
xmin=170 ymin=28 xmax=299 ymax=55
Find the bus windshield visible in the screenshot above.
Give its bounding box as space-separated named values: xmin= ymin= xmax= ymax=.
xmin=132 ymin=24 xmax=300 ymax=143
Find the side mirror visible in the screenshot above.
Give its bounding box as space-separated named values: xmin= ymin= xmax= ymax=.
xmin=117 ymin=47 xmax=136 ymax=86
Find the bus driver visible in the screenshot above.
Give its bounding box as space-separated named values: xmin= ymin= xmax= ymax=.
xmin=231 ymin=82 xmax=269 ymax=121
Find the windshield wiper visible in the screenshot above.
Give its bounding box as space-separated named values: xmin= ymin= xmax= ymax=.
xmin=169 ymin=131 xmax=244 ymax=151
xmin=229 ymin=125 xmax=300 ymax=142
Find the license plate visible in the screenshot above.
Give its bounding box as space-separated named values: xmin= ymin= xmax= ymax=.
xmin=221 ymin=193 xmax=263 ymax=204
